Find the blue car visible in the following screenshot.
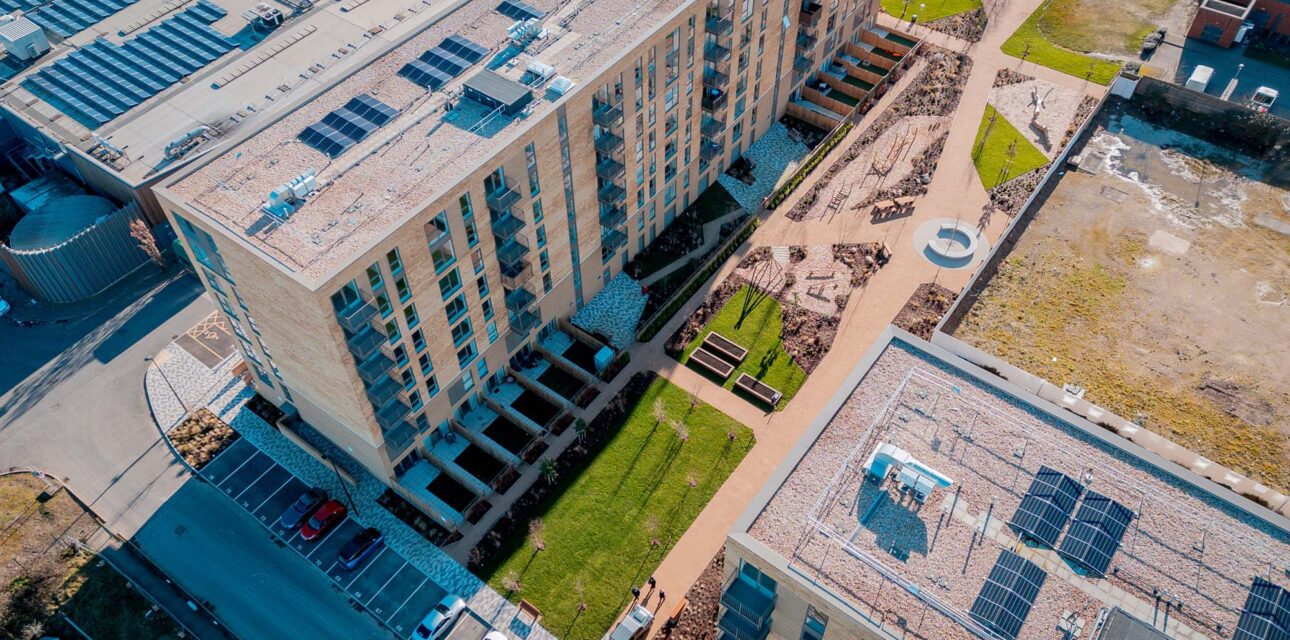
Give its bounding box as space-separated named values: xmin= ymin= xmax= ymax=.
xmin=337 ymin=527 xmax=384 ymax=570
xmin=279 ymin=487 xmax=327 ymax=530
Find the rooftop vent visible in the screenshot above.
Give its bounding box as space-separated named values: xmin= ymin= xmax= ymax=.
xmin=548 ymin=76 xmax=574 ymax=95
xmin=463 ymin=69 xmax=533 ymax=115
xmin=0 ymin=15 xmax=49 ymax=61
xmin=262 ymin=169 xmax=317 ymax=219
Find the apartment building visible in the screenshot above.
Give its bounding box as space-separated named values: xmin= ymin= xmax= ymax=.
xmin=722 ymin=329 xmax=1290 ymax=640
xmin=158 ymin=0 xmax=880 ymax=530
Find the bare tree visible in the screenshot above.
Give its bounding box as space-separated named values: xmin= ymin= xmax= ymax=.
xmin=501 ymin=570 xmax=522 ymax=594
xmin=575 ymin=578 xmax=588 ymax=612
xmin=527 ymin=518 xmax=546 ymax=552
xmin=669 ymin=419 xmax=689 ymax=443
xmin=652 ymin=398 xmax=668 ymax=425
xmin=645 ymin=514 xmax=662 ymax=549
xmin=129 ymin=218 xmax=165 ymax=269
xmin=686 ymin=469 xmax=700 ymax=489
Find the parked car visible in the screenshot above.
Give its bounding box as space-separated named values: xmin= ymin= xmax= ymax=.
xmin=0 ymin=298 xmax=10 ymax=318
xmin=300 ymin=499 xmax=346 ymax=541
xmin=279 ymin=487 xmax=327 ymax=529
xmin=483 ymin=633 xmax=507 ymax=640
xmin=412 ymin=595 xmax=465 ymax=639
xmin=337 ymin=527 xmax=384 ymax=570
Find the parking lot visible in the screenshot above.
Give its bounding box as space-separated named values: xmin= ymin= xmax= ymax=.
xmin=201 ymin=438 xmax=450 ymax=638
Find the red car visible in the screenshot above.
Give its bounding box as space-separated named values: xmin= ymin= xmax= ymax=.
xmin=300 ymin=500 xmax=346 ymax=541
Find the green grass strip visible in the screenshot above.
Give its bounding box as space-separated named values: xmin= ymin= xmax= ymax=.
xmin=971 ymin=105 xmax=1051 ymax=190
xmin=880 ymin=0 xmax=981 ymax=22
xmin=1000 ymin=0 xmax=1121 ymax=85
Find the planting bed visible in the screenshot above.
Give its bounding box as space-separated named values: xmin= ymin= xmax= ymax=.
xmin=427 ymin=473 xmax=476 ymax=513
xmin=456 ymin=445 xmax=507 ymax=484
xmin=484 ymin=416 xmax=533 ymax=456
xmin=512 ymin=390 xmax=562 ymax=427
xmin=537 ymin=366 xmax=584 ymax=401
xmin=169 ymin=408 xmax=240 ymax=470
xmin=892 ymin=282 xmax=957 ymax=339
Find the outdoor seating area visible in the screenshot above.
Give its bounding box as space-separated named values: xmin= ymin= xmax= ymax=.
xmin=735 ymin=372 xmax=783 ymax=408
xmin=703 ymin=331 xmax=748 ymax=364
xmin=689 ymin=331 xmax=752 ymax=381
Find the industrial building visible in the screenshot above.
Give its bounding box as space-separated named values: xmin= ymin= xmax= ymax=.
xmin=152 ymin=0 xmax=911 ymax=532
xmin=724 ymin=328 xmax=1289 ymax=640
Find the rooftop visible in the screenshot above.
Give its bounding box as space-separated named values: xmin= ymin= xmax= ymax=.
xmin=742 ymin=332 xmax=1290 ymax=640
xmin=0 ymin=0 xmax=455 ymax=184
xmin=167 ymin=0 xmax=689 ymax=283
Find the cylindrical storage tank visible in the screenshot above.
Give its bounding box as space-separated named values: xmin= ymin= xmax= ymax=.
xmin=0 ymin=196 xmax=149 ymax=303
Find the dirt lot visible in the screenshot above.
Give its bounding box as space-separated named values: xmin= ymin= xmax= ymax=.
xmin=1037 ymin=0 xmax=1193 ymax=57
xmin=953 ymin=102 xmax=1290 ymax=493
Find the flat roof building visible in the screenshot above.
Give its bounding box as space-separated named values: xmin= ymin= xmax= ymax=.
xmin=724 ymin=328 xmax=1290 ymax=640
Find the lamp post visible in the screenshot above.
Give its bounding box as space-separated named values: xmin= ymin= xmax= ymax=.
xmin=144 ymin=356 xmax=188 ymax=414
xmin=325 ymin=456 xmax=361 ymax=517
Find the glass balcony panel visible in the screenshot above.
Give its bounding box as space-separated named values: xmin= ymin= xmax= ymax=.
xmin=336 ymin=299 xmax=377 ymax=333
xmin=346 ymin=325 xmax=387 ymax=360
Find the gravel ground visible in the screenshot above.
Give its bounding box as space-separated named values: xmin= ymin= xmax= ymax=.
xmin=658 ymin=552 xmax=723 ymax=640
xmin=570 ymin=273 xmax=647 ymax=349
xmin=925 ymin=7 xmax=988 ymax=42
xmin=718 ymin=123 xmax=813 ymax=211
xmin=747 ymin=343 xmax=1290 ymax=640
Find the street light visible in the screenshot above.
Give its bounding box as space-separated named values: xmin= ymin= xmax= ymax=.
xmin=325 ymin=456 xmax=361 ymax=517
xmin=144 ymin=356 xmax=188 ymax=414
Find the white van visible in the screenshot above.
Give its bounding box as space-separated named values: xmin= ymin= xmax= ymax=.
xmin=1186 ymin=65 xmax=1214 ymax=92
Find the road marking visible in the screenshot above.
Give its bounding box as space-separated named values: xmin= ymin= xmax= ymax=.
xmin=305 ymin=518 xmax=346 ymax=559
xmin=365 ymin=561 xmax=408 ymax=609
xmin=388 ymin=576 xmax=429 ymax=622
xmin=234 ymin=464 xmax=277 ymax=503
xmin=199 ymin=439 xmax=250 ymax=482
xmin=251 ymin=476 xmax=295 ymax=516
xmin=342 ymin=545 xmax=385 ymax=592
xmin=217 ymin=451 xmax=260 ymax=493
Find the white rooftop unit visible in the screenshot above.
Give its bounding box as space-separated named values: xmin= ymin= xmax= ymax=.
xmin=0 ymin=15 xmax=50 ymax=61
xmin=549 ymin=76 xmax=575 ymax=95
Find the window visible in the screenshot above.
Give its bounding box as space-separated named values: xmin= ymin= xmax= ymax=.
xmin=444 ymin=295 xmax=468 ymax=323
xmin=482 ymin=299 xmax=494 ymax=321
xmin=425 ymin=375 xmax=439 ymax=398
xmin=475 ymin=357 xmax=489 ymax=378
xmin=330 ymin=281 xmax=360 ymax=312
xmin=487 ymin=321 xmax=498 ymax=343
xmin=386 ymin=248 xmax=403 ymax=274
xmin=456 ymin=340 xmax=478 ymax=367
xmin=476 ymin=275 xmax=490 ymax=298
xmin=408 ymin=389 xmax=423 ymax=411
xmin=525 ymin=143 xmax=541 ymax=196
xmin=431 ymin=240 xmax=455 ymax=273
xmin=411 ymin=329 xmax=426 ymax=352
xmin=438 ymin=268 xmax=462 ymax=299
xmin=542 ymin=272 xmax=553 ymax=293
xmin=403 ymin=303 xmax=420 ymax=328
xmin=451 ymin=318 xmax=474 ymax=347
xmin=532 ymin=198 xmax=544 ymax=223
xmin=366 ymin=264 xmax=384 ymax=289
xmin=401 ymin=369 xmax=415 ymax=390
xmin=471 ymin=249 xmax=485 ymax=273
xmin=461 ymin=369 xmax=475 ymax=393
xmin=376 ymin=292 xmax=392 ymax=317
xmin=536 ymin=225 xmax=547 ymax=248
xmin=539 ymin=249 xmax=550 ymax=271
xmin=395 ymin=277 xmax=411 ymax=303
xmin=801 ymin=606 xmax=828 ymax=640
xmin=460 ymin=193 xmax=477 ymax=246
xmin=385 ymin=320 xmax=401 ymax=343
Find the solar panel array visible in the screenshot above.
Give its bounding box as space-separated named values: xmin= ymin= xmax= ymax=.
xmin=1234 ymin=578 xmax=1290 ymax=640
xmin=970 ymin=550 xmax=1048 ymax=640
xmin=1055 ymin=490 xmax=1132 ymax=576
xmin=1008 ymin=465 xmax=1083 ymax=548
xmin=20 ymin=0 xmax=235 ymax=129
xmin=398 ymin=34 xmax=489 ymax=89
xmin=0 ymin=0 xmax=42 ymax=13
xmin=298 ymin=94 xmax=400 ymax=157
xmin=27 ymin=0 xmax=139 ymax=39
xmin=497 ymin=0 xmax=544 ymax=20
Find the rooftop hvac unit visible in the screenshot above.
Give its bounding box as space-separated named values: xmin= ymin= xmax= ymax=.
xmin=548 ymin=76 xmax=575 ymax=95
xmin=507 ymin=18 xmax=545 ymax=45
xmin=0 ymin=15 xmax=50 ymax=61
xmin=262 ymin=169 xmax=317 ymax=219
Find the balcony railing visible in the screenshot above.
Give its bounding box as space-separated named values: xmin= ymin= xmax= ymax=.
xmin=599 ymin=206 xmax=627 ymax=229
xmin=704 ymin=42 xmax=731 ymax=62
xmin=500 ymin=260 xmax=534 ymax=288
xmin=497 ymin=234 xmax=531 ymax=270
xmin=373 ymin=395 xmax=412 ymax=431
xmin=511 ymin=308 xmax=541 ymax=333
xmin=596 ymin=156 xmax=626 ymax=181
xmin=597 ymin=181 xmax=627 ymax=204
xmin=592 ymin=100 xmax=623 ymax=128
xmin=799 ymin=0 xmax=822 ymax=27
xmin=700 ymin=138 xmax=725 ymax=162
xmin=794 ymin=55 xmax=814 ymax=73
xmin=594 ymin=131 xmax=624 ymax=155
xmin=720 ymin=575 xmax=776 ymax=630
xmin=486 ymin=183 xmax=521 ymax=212
xmin=504 ymin=284 xmax=537 ymax=312
xmin=490 ymin=211 xmax=525 ymax=241
xmin=717 ymin=610 xmax=771 ymax=640
xmin=366 ymin=374 xmax=403 ymax=407
xmin=356 ymin=351 xmax=397 ymax=385
xmin=797 ymin=32 xmax=817 ymax=49
xmin=702 ymin=89 xmax=728 ymax=112
xmin=382 ymin=419 xmax=418 ymax=454
xmin=336 ymin=298 xmax=378 ymax=333
xmin=705 ymin=14 xmax=733 ymax=35
xmin=701 ymin=116 xmax=726 ymax=137
xmin=601 ymin=227 xmax=628 ymax=251
xmin=703 ymin=68 xmax=729 ymax=88
xmin=346 ymin=325 xmax=387 ymax=361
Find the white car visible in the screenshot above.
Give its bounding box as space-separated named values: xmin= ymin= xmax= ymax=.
xmin=412 ymin=594 xmax=465 ymax=639
xmin=483 ymin=633 xmax=507 ymax=640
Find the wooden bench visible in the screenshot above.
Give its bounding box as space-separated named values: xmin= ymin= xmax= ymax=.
xmin=661 ymin=597 xmax=689 ymax=632
xmin=689 ymin=347 xmax=735 ymax=379
xmin=703 ymin=331 xmax=748 ymax=364
xmin=735 ymin=372 xmax=782 ymax=407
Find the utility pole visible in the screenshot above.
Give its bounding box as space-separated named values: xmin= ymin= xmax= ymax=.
xmin=326 ymin=457 xmax=361 ymax=517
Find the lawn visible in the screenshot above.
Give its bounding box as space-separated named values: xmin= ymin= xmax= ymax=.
xmin=693 ymin=182 xmax=743 ymax=223
xmin=483 ymin=378 xmax=754 ymax=640
xmin=972 ymin=105 xmax=1051 ymax=190
xmin=679 ymin=285 xmax=808 ymax=410
xmin=1000 ymin=0 xmax=1122 ymax=85
xmin=880 ymin=0 xmax=981 ymax=22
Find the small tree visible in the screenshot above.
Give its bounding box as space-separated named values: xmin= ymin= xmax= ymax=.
xmin=669 ymin=419 xmax=689 ymax=443
xmin=686 ymin=469 xmax=700 ymax=489
xmin=725 ymin=423 xmax=739 ymax=442
xmin=652 ymin=398 xmax=668 ymax=425
xmin=645 ymin=514 xmax=662 ymax=549
xmin=574 ymin=419 xmax=589 ymax=443
xmin=527 ymin=518 xmax=546 ymax=552
xmin=539 ymin=458 xmax=559 ymax=485
xmin=575 ymin=578 xmax=588 ymax=612
xmin=501 ymin=570 xmax=522 ymax=594
xmin=129 ymin=218 xmax=166 ymax=269
xmin=688 ymin=387 xmax=701 ymax=410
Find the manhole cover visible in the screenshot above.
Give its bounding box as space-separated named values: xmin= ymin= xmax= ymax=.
xmin=174 ymin=524 xmax=187 ymax=536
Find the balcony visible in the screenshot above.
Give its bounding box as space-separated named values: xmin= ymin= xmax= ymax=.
xmin=336 ymin=299 xmax=377 ymax=333
xmin=490 ymin=212 xmax=525 ymax=241
xmin=720 ymin=576 xmax=776 ymax=630
xmin=373 ymin=395 xmax=412 ymax=431
xmin=486 ymin=183 xmax=521 ymax=212
xmin=500 ymin=260 xmax=533 ymax=288
xmin=497 ymin=235 xmax=531 ymax=270
xmin=718 ymin=610 xmax=771 ymax=640
xmin=596 ymin=156 xmax=626 ymax=181
xmin=703 ymin=68 xmax=729 ymax=89
xmin=505 ymin=284 xmax=537 ymax=312
xmin=594 ymin=131 xmax=624 ymax=155
xmin=599 ymin=206 xmax=627 ymax=229
xmin=382 ymin=419 xmax=418 ymax=454
xmin=366 ymin=374 xmax=403 ymax=407
xmin=356 ymin=351 xmax=397 ymax=385
xmin=346 ymin=325 xmax=387 ymax=361
xmin=799 ymin=1 xmax=822 ymax=27
xmin=796 ymin=32 xmax=817 ymax=49
xmin=701 ymin=116 xmax=726 ymax=137
xmin=592 ymin=100 xmax=623 ymax=128
xmin=601 ymin=227 xmax=627 ymax=251
xmin=702 ymin=89 xmax=728 ymax=112
xmin=511 ymin=308 xmax=541 ymax=333
xmin=700 ymin=138 xmax=725 ymax=163
xmin=704 ymin=42 xmax=731 ymax=62
xmin=705 ymin=14 xmax=733 ymax=35
xmin=794 ymin=55 xmax=814 ymax=73
xmin=597 ymin=181 xmax=627 ymax=205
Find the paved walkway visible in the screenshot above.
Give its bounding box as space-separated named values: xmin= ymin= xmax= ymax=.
xmin=605 ymin=3 xmax=1113 ymax=635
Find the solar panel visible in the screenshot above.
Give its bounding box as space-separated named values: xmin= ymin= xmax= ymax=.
xmin=299 ymin=94 xmax=399 ymax=157
xmin=1235 ymin=578 xmax=1290 ymax=640
xmin=497 ymin=0 xmax=544 ymax=20
xmin=441 ymin=34 xmax=489 ymax=63
xmin=1008 ymin=465 xmax=1083 ymax=547
xmin=298 ymin=122 xmax=355 ymax=157
xmin=970 ymin=550 xmax=1047 ymax=640
xmin=421 ymin=47 xmax=469 ymax=75
xmin=1056 ymin=491 xmax=1132 ymax=576
xmin=398 ymin=60 xmax=453 ymax=89
xmin=345 ymin=94 xmax=399 ymax=126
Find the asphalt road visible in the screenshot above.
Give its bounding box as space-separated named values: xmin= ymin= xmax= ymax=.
xmin=0 ymin=270 xmax=392 ymax=639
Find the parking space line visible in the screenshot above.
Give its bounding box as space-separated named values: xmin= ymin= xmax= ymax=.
xmin=388 ymin=576 xmax=429 ymax=622
xmin=250 ymin=476 xmax=294 ymax=515
xmin=217 ymin=452 xmax=262 ymax=492
xmin=304 ymin=518 xmax=346 ymax=559
xmin=364 ymin=561 xmax=409 ymax=608
xmin=232 ymin=464 xmax=277 ymax=502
